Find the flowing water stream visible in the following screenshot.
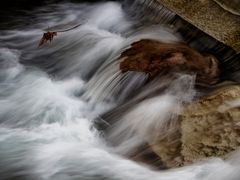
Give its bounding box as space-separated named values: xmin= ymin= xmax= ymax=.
xmin=0 ymin=1 xmax=240 ymax=180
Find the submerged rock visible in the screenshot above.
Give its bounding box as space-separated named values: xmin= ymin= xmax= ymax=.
xmin=150 ymin=85 xmax=240 ymax=168
xmin=120 ymin=39 xmax=220 ymax=85
xmin=149 ymin=123 xmax=183 ymax=168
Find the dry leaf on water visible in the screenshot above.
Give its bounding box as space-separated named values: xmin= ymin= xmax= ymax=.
xmin=38 ymin=31 xmax=57 ymax=47
xmin=38 ymin=23 xmax=83 ymax=47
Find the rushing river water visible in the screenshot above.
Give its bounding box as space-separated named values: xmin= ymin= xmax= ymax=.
xmin=0 ymin=1 xmax=240 ymax=180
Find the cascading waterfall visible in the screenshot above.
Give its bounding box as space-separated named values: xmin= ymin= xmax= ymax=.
xmin=1 ymin=1 xmax=240 ymax=180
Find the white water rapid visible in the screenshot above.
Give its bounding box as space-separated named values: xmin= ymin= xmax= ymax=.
xmin=0 ymin=1 xmax=240 ymax=180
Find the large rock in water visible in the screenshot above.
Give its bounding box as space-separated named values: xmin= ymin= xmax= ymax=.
xmin=150 ymin=85 xmax=240 ymax=168
xmin=120 ymin=39 xmax=240 ymax=168
xmin=181 ymin=85 xmax=240 ymax=164
xmin=120 ymin=39 xmax=220 ymax=85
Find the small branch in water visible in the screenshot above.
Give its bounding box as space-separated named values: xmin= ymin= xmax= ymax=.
xmin=55 ymin=23 xmax=82 ymax=32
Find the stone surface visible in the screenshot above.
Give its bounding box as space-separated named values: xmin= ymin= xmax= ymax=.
xmin=150 ymin=85 xmax=240 ymax=167
xmin=157 ymin=0 xmax=240 ymax=52
xmin=213 ymin=0 xmax=240 ymax=16
xmin=149 ymin=124 xmax=183 ymax=167
xmin=181 ymin=85 xmax=240 ymax=164
xmin=120 ymin=39 xmax=220 ymax=85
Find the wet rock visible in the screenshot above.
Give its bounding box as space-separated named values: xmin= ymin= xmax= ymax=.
xmin=120 ymin=39 xmax=220 ymax=85
xmin=213 ymin=0 xmax=240 ymax=16
xmin=150 ymin=85 xmax=240 ymax=168
xmin=149 ymin=124 xmax=183 ymax=168
xmin=181 ymin=85 xmax=240 ymax=164
xmin=157 ymin=0 xmax=240 ymax=52
xmin=128 ymin=143 xmax=167 ymax=170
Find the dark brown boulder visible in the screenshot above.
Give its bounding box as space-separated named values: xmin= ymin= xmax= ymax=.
xmin=120 ymin=39 xmax=220 ymax=85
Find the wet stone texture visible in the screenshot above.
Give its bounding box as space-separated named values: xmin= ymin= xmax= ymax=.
xmin=157 ymin=0 xmax=240 ymax=52
xmin=151 ymin=85 xmax=240 ymax=168
xmin=181 ymin=85 xmax=240 ymax=164
xmin=213 ymin=0 xmax=240 ymax=16
xmin=120 ymin=39 xmax=220 ymax=85
xmin=119 ymin=39 xmax=240 ymax=168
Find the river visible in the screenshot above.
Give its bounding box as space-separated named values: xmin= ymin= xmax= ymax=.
xmin=0 ymin=1 xmax=240 ymax=180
